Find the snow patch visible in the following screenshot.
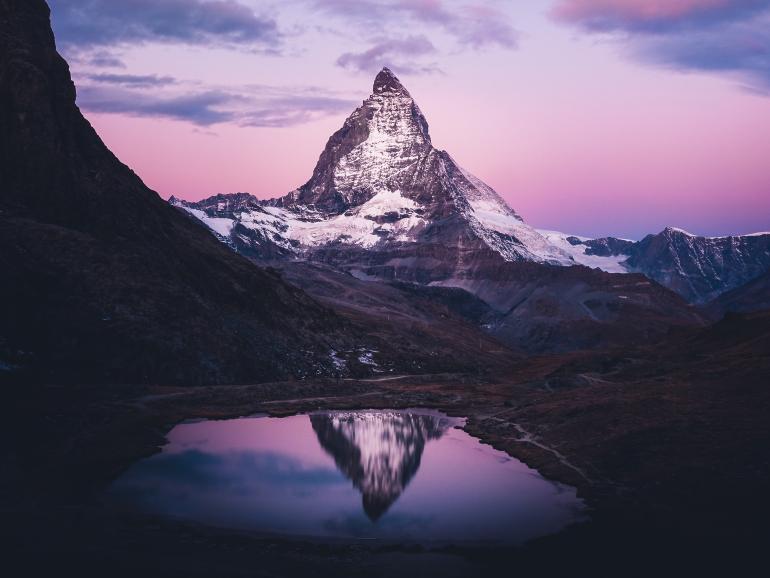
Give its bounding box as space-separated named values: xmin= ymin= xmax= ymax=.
xmin=178 ymin=205 xmax=235 ymax=238
xmin=241 ymin=191 xmax=426 ymax=250
xmin=329 ymin=350 xmax=347 ymax=372
xmin=357 ymin=349 xmax=379 ymax=366
xmin=538 ymin=230 xmax=630 ymax=274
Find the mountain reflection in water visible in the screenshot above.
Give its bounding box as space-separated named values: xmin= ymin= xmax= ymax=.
xmin=310 ymin=411 xmax=449 ymax=520
xmin=108 ymin=410 xmax=586 ymax=543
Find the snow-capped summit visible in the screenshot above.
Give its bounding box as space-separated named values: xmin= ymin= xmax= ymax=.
xmin=175 ymin=67 xmax=573 ymax=277
xmin=373 ymin=67 xmax=409 ymax=95
xmin=272 ymin=66 xmax=434 ymax=215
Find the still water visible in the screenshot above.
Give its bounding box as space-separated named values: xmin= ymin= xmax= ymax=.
xmin=110 ymin=409 xmax=586 ymax=545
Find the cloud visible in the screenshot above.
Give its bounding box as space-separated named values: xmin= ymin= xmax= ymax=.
xmin=48 ymin=0 xmax=280 ymax=50
xmin=84 ymin=73 xmax=178 ymax=88
xmin=309 ymin=0 xmax=518 ymax=53
xmin=75 ymin=80 xmax=356 ymax=127
xmin=239 ymin=94 xmax=358 ymax=127
xmin=452 ymin=3 xmax=519 ymax=49
xmin=336 ymin=36 xmax=440 ymax=74
xmin=85 ymin=51 xmax=127 ymax=69
xmin=634 ymin=12 xmax=770 ymax=92
xmin=77 ymin=86 xmax=238 ymax=125
xmin=551 ymin=0 xmax=769 ymax=31
xmin=551 ymin=0 xmax=770 ymax=92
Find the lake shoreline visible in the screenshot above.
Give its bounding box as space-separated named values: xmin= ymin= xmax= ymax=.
xmin=3 ymin=363 xmax=768 ymax=575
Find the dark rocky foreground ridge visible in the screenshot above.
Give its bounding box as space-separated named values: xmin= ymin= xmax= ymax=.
xmin=4 ymin=309 xmax=769 ymax=576
xmin=0 ymin=0 xmax=513 ymax=385
xmin=0 ymin=0 xmax=345 ymax=384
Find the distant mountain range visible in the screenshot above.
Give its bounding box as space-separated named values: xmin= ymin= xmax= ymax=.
xmin=542 ymin=228 xmax=770 ymax=304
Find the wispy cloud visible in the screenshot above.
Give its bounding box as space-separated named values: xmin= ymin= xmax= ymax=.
xmin=451 ymin=3 xmax=519 ymax=49
xmin=84 ymin=73 xmax=178 ymax=88
xmin=49 ymin=1 xmax=519 ymax=84
xmin=76 ymin=86 xmax=237 ymax=125
xmin=551 ymin=0 xmax=770 ymax=92
xmin=309 ymin=0 xmax=517 ymax=74
xmin=85 ymin=51 xmax=127 ymax=69
xmin=239 ymin=94 xmax=357 ymax=127
xmin=311 ymin=0 xmax=518 ymax=49
xmin=75 ymin=80 xmax=356 ymax=127
xmin=49 ymin=0 xmax=281 ymax=50
xmin=336 ymin=36 xmax=441 ymax=74
xmin=551 ymin=0 xmax=769 ymax=31
xmin=50 ymin=1 xmax=519 ymax=127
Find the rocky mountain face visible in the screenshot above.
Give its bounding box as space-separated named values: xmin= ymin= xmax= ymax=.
xmin=438 ymin=260 xmax=700 ymax=353
xmin=173 ymin=68 xmax=574 ymax=281
xmin=547 ymin=228 xmax=770 ymax=304
xmin=173 ymin=69 xmax=707 ymax=353
xmin=626 ymin=228 xmax=770 ymax=304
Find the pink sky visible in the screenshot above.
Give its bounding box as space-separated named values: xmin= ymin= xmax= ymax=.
xmin=51 ymin=0 xmax=770 ymax=239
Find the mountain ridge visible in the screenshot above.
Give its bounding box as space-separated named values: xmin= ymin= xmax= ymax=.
xmin=172 ymin=68 xmax=768 ymax=306
xmin=171 ymin=68 xmax=708 ymax=353
xmin=174 ymin=67 xmax=575 ymax=273
xmin=544 ymin=227 xmax=770 ymax=303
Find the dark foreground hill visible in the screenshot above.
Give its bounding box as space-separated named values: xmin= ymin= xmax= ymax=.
xmin=0 ymin=0 xmax=347 ymax=385
xmin=0 ymin=0 xmax=521 ymax=385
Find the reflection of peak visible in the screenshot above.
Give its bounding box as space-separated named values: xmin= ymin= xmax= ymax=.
xmin=310 ymin=411 xmax=448 ymax=521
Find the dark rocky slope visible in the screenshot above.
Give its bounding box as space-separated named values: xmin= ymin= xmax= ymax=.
xmin=0 ymin=0 xmax=356 ymax=385
xmin=709 ymin=268 xmax=770 ymax=316
xmin=452 ymin=259 xmax=702 ymax=352
xmin=4 ymin=309 xmax=769 ymax=576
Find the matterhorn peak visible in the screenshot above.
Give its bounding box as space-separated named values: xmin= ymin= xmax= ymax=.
xmin=179 ymin=64 xmax=574 ymax=268
xmin=373 ymin=67 xmax=409 ymax=96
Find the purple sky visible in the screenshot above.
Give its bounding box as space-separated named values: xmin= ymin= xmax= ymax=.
xmin=49 ymin=0 xmax=770 ymax=238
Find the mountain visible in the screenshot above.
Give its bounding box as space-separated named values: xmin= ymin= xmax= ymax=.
xmin=440 ymin=261 xmax=701 ymax=353
xmin=172 ymin=70 xmax=769 ymax=309
xmin=173 ymin=68 xmax=575 ymax=281
xmin=173 ymin=69 xmax=704 ymax=353
xmin=542 ymin=228 xmax=770 ymax=304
